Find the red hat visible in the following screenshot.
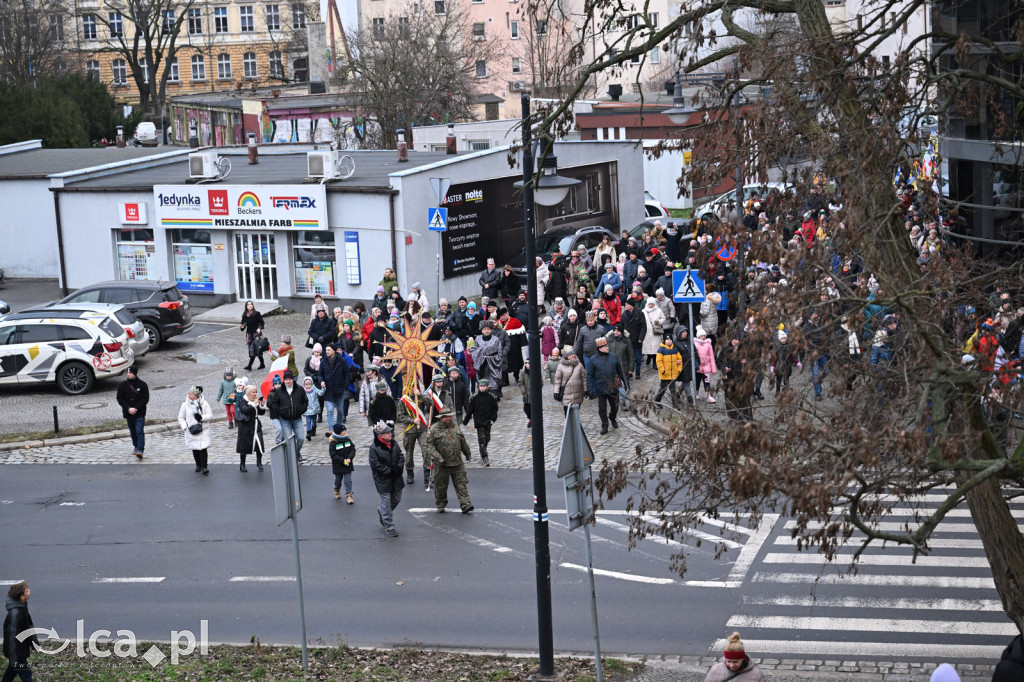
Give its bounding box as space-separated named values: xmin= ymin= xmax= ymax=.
xmin=650 ymin=248 xmax=659 ymax=255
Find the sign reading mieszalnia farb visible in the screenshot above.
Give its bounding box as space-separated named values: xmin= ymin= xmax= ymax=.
xmin=154 ymin=185 xmax=328 ymax=231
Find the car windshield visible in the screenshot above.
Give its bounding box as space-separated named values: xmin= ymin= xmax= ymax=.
xmin=534 ymin=233 xmax=574 ymax=254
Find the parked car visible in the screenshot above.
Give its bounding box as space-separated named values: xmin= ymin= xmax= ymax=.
xmin=17 ymin=303 xmax=150 ymax=358
xmin=53 ymin=280 xmax=193 ymax=351
xmin=0 ymin=311 xmax=133 ymax=395
xmin=644 ymin=191 xmax=671 ymax=220
xmin=134 ymin=122 xmax=158 ymax=147
xmin=508 ymin=226 xmax=617 ymax=277
xmin=700 ymin=182 xmax=794 ymax=220
xmin=627 ymin=218 xmax=704 ymax=244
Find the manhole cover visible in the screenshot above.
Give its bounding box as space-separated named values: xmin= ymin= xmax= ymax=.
xmin=75 ymin=402 xmax=108 ymax=410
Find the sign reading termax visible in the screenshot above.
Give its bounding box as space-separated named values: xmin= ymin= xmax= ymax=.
xmin=154 ymin=185 xmax=328 ymax=231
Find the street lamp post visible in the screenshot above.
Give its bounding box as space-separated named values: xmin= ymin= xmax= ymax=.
xmin=515 ymin=92 xmax=580 ymax=677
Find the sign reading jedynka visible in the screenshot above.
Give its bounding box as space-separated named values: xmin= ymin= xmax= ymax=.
xmin=154 ymin=185 xmax=328 ymax=231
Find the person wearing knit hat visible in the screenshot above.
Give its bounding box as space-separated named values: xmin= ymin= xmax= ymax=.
xmin=116 ymin=364 xmax=150 ymax=460
xmin=179 ymin=384 xmax=213 ymax=474
xmin=216 ymin=367 xmax=239 ymax=429
xmin=929 ymin=663 xmax=961 ymax=682
xmin=703 ymin=632 xmax=765 ymax=681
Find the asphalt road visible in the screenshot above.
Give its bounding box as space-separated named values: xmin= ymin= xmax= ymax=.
xmin=0 ymin=465 xmax=1017 ymax=667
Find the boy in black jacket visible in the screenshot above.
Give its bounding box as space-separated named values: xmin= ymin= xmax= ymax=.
xmin=367 ymin=381 xmax=397 ymax=426
xmin=328 ymin=423 xmax=357 ymax=504
xmin=462 ymin=378 xmax=499 ymax=466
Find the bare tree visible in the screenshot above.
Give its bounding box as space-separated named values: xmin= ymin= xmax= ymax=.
xmin=253 ymin=0 xmax=319 ymax=84
xmin=0 ymin=0 xmax=72 ymax=84
xmin=526 ymin=0 xmax=1024 ymax=630
xmin=517 ymin=0 xmax=591 ymax=99
xmin=345 ymin=10 xmax=499 ymax=149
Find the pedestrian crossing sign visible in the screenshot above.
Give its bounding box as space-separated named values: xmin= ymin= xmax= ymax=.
xmin=428 ymin=207 xmax=448 ymax=232
xmin=672 ymin=269 xmax=705 ymax=303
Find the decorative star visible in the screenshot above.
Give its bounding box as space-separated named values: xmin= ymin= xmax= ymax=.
xmin=381 ymin=318 xmax=444 ymax=395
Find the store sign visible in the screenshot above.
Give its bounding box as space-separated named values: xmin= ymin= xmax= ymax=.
xmin=153 ymin=185 xmax=327 ymax=231
xmin=440 ymin=177 xmax=520 ymax=278
xmin=119 ymin=202 xmax=148 ymax=224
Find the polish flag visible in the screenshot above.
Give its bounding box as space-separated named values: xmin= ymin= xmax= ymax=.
xmin=400 ymin=394 xmax=429 ymax=428
xmin=259 ymin=355 xmax=291 ymax=399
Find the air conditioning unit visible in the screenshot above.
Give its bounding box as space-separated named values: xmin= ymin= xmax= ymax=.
xmin=509 ymin=80 xmax=525 ymax=91
xmin=189 ymin=152 xmax=219 ymax=179
xmin=307 ymin=150 xmax=340 ymax=180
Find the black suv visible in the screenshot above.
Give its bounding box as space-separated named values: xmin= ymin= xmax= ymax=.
xmin=54 ymin=280 xmax=193 ymax=351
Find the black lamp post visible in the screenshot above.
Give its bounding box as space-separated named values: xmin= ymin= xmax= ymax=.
xmin=514 ymin=92 xmax=580 ymax=677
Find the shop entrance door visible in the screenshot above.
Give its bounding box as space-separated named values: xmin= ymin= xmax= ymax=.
xmin=235 ymin=233 xmax=277 ymax=302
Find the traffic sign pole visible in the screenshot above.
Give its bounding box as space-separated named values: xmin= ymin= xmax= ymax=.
xmin=689 ymin=306 xmax=698 ymax=414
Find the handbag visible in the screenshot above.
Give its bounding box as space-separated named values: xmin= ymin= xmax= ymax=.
xmin=553 ymin=377 xmax=567 ymax=403
xmin=188 ymin=422 xmax=203 ymax=435
xmin=306 ymin=336 xmax=315 ymax=349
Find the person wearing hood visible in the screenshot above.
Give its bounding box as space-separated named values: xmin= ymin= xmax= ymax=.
xmin=379 ymin=267 xmax=399 ymax=297
xmin=3 ymin=582 xmax=36 ymax=682
xmin=699 ymin=288 xmax=723 ymax=343
xmin=693 ymin=326 xmax=718 ymax=402
xmin=178 ymin=385 xmax=213 ymax=474
xmin=472 ymin=321 xmax=505 ymax=401
xmin=641 ymin=297 xmax=666 ymax=368
xmin=116 ymin=364 xmax=149 ymax=460
xmin=235 ymin=384 xmax=266 ymax=472
xmin=215 ymin=367 xmax=238 ymax=429
xmin=655 ymin=334 xmax=683 ymax=405
xmin=535 ymin=257 xmax=549 ymax=308
xmin=369 ymin=421 xmax=405 ymax=537
xmin=302 ymin=377 xmax=325 ymax=440
xmin=704 ymin=631 xmax=765 ymax=682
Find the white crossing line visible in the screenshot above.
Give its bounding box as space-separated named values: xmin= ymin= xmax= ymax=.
xmin=710 ymin=639 xmax=1006 ymax=659
xmin=594 ymin=516 xmax=683 ymax=548
xmin=58 ymin=502 xmax=85 ymax=506
xmin=724 ymin=514 xmax=778 ymax=585
xmin=783 ymin=519 xmax=1023 ymax=533
xmin=639 ymin=514 xmax=743 ymax=549
xmin=559 ymin=563 xmax=676 ymax=585
xmin=92 ymin=577 xmax=165 ymax=583
xmin=762 ymin=552 xmax=992 ymax=568
xmin=0 ymin=580 xmax=25 ymax=586
xmin=773 ymin=535 xmax=987 ymax=549
xmin=880 ymin=507 xmax=1024 ymax=518
xmin=752 ymin=572 xmax=996 ymax=589
xmin=742 ymin=595 xmax=1004 ymax=611
xmin=229 ymin=576 xmax=295 ymax=582
xmin=727 ymin=614 xmax=1016 ymax=636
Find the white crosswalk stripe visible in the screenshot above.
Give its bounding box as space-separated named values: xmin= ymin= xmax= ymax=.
xmin=728 ymin=489 xmax=1021 ymax=661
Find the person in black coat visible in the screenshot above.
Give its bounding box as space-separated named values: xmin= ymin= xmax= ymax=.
xmin=235 ymin=385 xmax=266 ymax=472
xmin=369 ymin=422 xmax=405 ymax=537
xmin=547 ymin=253 xmax=569 ymax=303
xmin=307 ymin=308 xmax=336 ymax=348
xmin=239 ymin=300 xmax=266 ymax=370
xmin=622 ymin=300 xmax=646 ymax=378
xmin=463 ymin=378 xmax=499 ymax=465
xmin=499 ymin=264 xmax=521 ymax=309
xmin=115 ymin=365 xmax=149 ymax=459
xmin=585 ymin=337 xmax=626 ymax=435
xmin=318 ymin=344 xmax=351 ymax=431
xmin=267 ymin=370 xmax=310 ymax=460
xmin=368 ymin=381 xmax=397 ymax=426
xmin=3 ymin=581 xmax=36 ymax=682
xmin=993 ymin=634 xmax=1024 ymax=681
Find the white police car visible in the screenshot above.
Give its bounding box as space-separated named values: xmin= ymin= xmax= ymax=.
xmin=0 ymin=312 xmax=134 ymax=395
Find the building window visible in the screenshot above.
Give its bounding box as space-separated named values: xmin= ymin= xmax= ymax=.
xmin=139 ymin=57 xmax=149 ymax=83
xmin=82 ymin=14 xmax=97 ymax=40
xmin=434 ymin=0 xmax=445 ymax=14
xmin=472 ymin=22 xmax=485 ymax=39
xmin=172 ymin=231 xmax=214 ymax=293
xmin=475 ymin=60 xmax=487 ymax=77
xmin=214 ymin=6 xmax=228 ymax=33
xmin=115 ymin=229 xmax=157 ymax=281
xmin=162 ymin=10 xmax=175 ymax=31
xmin=108 ymin=11 xmax=123 ymax=37
xmin=168 ymin=58 xmax=179 ymax=82
xmin=684 ymin=19 xmax=693 ymax=34
xmin=398 ymin=15 xmax=408 ymax=35
xmin=469 ymin=140 xmax=490 ymax=150
xmin=293 ymin=231 xmax=337 ymax=296
xmin=266 ymin=4 xmax=280 ymax=30
xmin=372 ymin=17 xmax=384 ymax=37
xmin=86 ymin=59 xmax=100 ymax=79
xmin=292 ymin=57 xmax=307 ymax=81
xmin=240 ymin=6 xmax=254 ymax=31
xmin=191 ymin=54 xmax=206 ymax=80
xmin=217 ymin=53 xmax=232 ymax=78
xmin=291 ymin=3 xmax=305 ymax=28
xmin=511 ymin=56 xmax=521 ymax=73
xmin=649 ymin=46 xmax=659 ymax=64
xmin=630 ymin=53 xmax=641 ymax=64
xmin=48 ymin=14 xmax=63 ymax=40
xmin=243 ymin=51 xmax=258 ymax=78
xmin=269 ymin=51 xmax=283 ymax=77
xmin=535 ymin=18 xmax=546 ymax=35
xmin=188 ymin=8 xmax=202 ymax=34
xmin=650 ymin=12 xmax=658 ymax=27
xmin=112 ymin=58 xmax=127 ymax=84
xmin=510 ymin=19 xmax=519 ymax=38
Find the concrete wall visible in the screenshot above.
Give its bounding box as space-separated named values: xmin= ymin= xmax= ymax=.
xmin=1 ymin=179 xmax=60 ymax=278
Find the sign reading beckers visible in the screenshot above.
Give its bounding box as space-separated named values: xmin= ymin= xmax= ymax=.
xmin=154 ymin=185 xmax=328 ymax=231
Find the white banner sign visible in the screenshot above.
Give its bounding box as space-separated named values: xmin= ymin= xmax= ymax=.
xmin=153 ymin=185 xmax=328 ymax=231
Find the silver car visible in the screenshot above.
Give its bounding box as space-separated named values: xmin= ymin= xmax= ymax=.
xmin=17 ymin=303 xmax=150 ymax=358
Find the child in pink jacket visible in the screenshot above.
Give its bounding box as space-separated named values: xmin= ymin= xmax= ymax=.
xmin=693 ymin=325 xmax=718 ymax=402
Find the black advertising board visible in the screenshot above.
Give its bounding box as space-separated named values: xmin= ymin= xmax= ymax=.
xmin=440 ymin=176 xmax=523 ymax=279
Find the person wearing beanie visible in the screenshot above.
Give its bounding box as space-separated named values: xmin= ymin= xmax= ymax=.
xmin=307 ymin=307 xmax=337 ymax=351
xmin=368 ymin=380 xmax=397 ymax=428
xmin=216 ymin=367 xmax=239 ymax=429
xmin=302 ymin=377 xmax=324 ymax=441
xmin=178 ymin=385 xmax=212 ymax=475
xmin=369 ymin=420 xmax=405 ymax=538
xmin=328 ymin=423 xmax=357 ymax=503
xmin=267 ymin=369 xmax=309 ymax=462
xmin=271 ymin=334 xmax=298 ymax=377
xmin=929 ymin=663 xmax=960 ymax=682
xmin=641 ymin=297 xmax=666 ymax=369
xmin=116 ymin=364 xmax=149 ymax=459
xmin=463 ymin=378 xmax=499 ymax=466
xmin=693 ymin=325 xmax=718 ymax=402
xmin=704 ymin=631 xmax=765 ymax=681
xmin=769 ymin=328 xmax=798 ymax=397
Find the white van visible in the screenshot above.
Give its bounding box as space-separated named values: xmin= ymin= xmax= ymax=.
xmin=135 ymin=122 xmax=158 ymax=147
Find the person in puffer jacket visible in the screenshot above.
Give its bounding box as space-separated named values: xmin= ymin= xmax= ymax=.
xmin=699 ymin=290 xmax=723 ymax=341
xmin=693 ymin=325 xmax=718 ymax=402
xmin=302 ymin=377 xmax=324 ymax=441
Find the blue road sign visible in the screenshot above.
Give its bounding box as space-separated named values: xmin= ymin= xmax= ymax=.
xmin=428 ymin=207 xmax=448 ymax=232
xmin=672 ymin=269 xmax=706 ymax=303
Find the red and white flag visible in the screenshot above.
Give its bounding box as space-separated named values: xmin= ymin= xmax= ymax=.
xmin=259 ymin=356 xmax=291 ymax=399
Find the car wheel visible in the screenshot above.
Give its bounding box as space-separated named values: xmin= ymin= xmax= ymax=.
xmin=57 ymin=362 xmax=95 ymax=395
xmin=144 ymin=323 xmax=163 ymax=351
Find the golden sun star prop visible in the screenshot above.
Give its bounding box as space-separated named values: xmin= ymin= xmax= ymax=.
xmin=381 ymin=317 xmax=444 ymax=394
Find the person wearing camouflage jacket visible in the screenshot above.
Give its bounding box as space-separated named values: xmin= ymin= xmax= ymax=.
xmin=424 ymin=407 xmax=474 ymax=513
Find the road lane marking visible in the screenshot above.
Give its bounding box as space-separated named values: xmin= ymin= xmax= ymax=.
xmin=723 ymin=514 xmax=777 ymax=585
xmin=229 ymin=576 xmax=295 ymax=582
xmin=710 ymin=639 xmax=1006 ymax=659
xmin=559 ymin=563 xmax=676 ymax=585
xmin=92 ymin=577 xmax=165 ymax=583
xmin=763 ymin=552 xmax=992 ymax=568
xmin=773 ymin=535 xmax=988 ymax=549
xmin=726 ymin=614 xmax=1016 ymax=636
xmin=59 ymin=502 xmax=85 ymax=506
xmin=0 ymin=580 xmax=25 ymax=585
xmin=752 ymin=572 xmax=996 ymax=589
xmin=638 ymin=514 xmax=743 ymax=549
xmin=783 ymin=519 xmax=1023 ymax=533
xmin=742 ymin=595 xmax=1004 ymax=611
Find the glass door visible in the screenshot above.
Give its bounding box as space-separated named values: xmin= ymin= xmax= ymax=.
xmin=235 ymin=233 xmax=277 ymax=302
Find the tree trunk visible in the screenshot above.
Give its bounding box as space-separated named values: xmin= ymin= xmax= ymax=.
xmin=964 ymin=475 xmax=1024 ymax=632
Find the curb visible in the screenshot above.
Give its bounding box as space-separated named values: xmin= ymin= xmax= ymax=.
xmin=0 ymin=417 xmax=228 ymax=452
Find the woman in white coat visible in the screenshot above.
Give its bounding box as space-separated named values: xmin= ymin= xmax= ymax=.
xmin=641 ymin=297 xmax=666 ymax=369
xmin=178 ymin=385 xmax=213 ymax=475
